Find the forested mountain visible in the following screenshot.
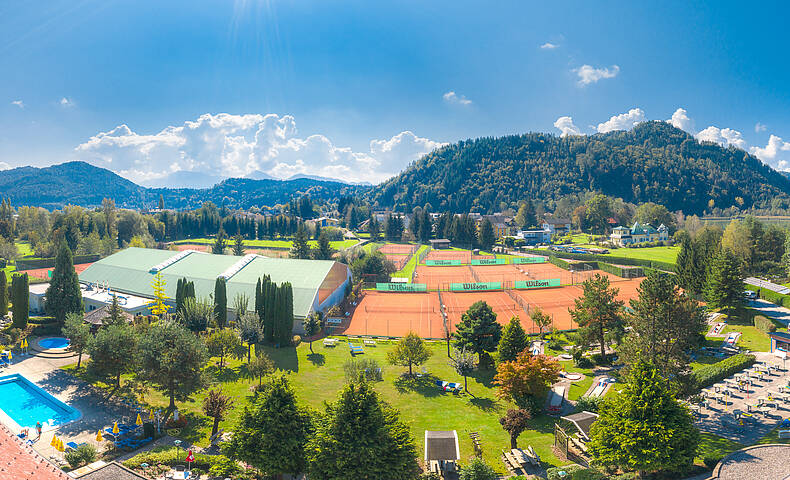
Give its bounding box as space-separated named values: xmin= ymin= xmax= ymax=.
xmin=0 ymin=162 xmax=369 ymax=210
xmin=369 ymin=122 xmax=790 ymax=215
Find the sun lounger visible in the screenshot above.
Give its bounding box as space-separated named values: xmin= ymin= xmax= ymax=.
xmin=363 ymin=339 xmax=376 ymax=346
xmin=348 ymin=343 xmax=364 ymax=355
xmin=66 ymin=441 xmax=86 ymax=451
xmin=322 ymin=338 xmax=337 ymax=347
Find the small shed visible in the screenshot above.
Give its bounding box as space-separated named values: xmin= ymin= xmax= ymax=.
xmin=425 ymin=430 xmax=460 ymax=472
xmin=429 ymin=239 xmax=451 ymax=250
xmin=560 ymin=411 xmax=599 ymax=441
xmin=769 ymin=331 xmax=790 ymax=355
xmin=83 ymin=305 xmax=135 ymax=328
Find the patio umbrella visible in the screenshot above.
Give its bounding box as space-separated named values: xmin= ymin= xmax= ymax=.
xmin=136 ymin=413 xmax=143 ymax=426
xmin=95 ymin=430 xmax=103 ymax=442
xmin=50 ymin=435 xmax=58 ymax=447
xmin=112 ymin=422 xmax=119 ymax=435
xmin=6 ymin=351 xmax=11 ymax=361
xmin=56 ymin=438 xmax=65 ymax=452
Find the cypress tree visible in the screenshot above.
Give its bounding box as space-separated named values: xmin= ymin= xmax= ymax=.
xmin=255 ymin=278 xmax=263 ymax=320
xmin=0 ymin=273 xmax=7 ymax=317
xmin=11 ymin=273 xmax=29 ymax=329
xmin=214 ymin=277 xmax=227 ymax=329
xmin=184 ymin=280 xmax=195 ymax=301
xmin=704 ymin=249 xmax=744 ymax=316
xmin=278 ymin=282 xmax=294 ymax=346
xmin=175 ymin=278 xmax=185 ymax=314
xmin=45 ymin=243 xmax=83 ymax=325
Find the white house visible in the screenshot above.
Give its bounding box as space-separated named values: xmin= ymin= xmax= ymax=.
xmin=610 ymin=222 xmax=669 ymax=246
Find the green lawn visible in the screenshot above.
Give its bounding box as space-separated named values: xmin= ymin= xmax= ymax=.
xmin=63 ymin=340 xmax=599 ymax=472
xmin=172 ymin=238 xmax=359 ymax=250
xmin=391 ymin=245 xmax=429 ymax=279
xmin=16 ymin=241 xmax=33 ymax=257
xmin=600 ymin=246 xmax=679 ymax=264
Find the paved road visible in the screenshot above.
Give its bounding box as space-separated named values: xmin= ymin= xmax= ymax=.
xmin=747 ymin=298 xmax=790 ymax=326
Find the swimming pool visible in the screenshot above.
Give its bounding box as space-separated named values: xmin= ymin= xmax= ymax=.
xmin=38 ymin=337 xmax=70 ymax=349
xmin=0 ymin=374 xmax=80 ymax=429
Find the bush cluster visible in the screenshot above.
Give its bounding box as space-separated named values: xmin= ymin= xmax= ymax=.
xmin=123 ymin=446 xmax=231 ymax=471
xmin=65 ymin=444 xmax=97 ymax=468
xmin=343 ymin=358 xmax=383 ymax=382
xmin=753 ymin=315 xmax=777 ymax=333
xmin=691 ymin=353 xmax=756 ymax=391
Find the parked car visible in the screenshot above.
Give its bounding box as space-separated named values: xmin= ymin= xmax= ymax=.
xmin=743 ymin=290 xmax=757 ymax=300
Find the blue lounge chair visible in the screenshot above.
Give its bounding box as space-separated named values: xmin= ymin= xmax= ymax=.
xmin=66 ymin=441 xmax=86 ymax=451
xmin=348 ymin=343 xmax=364 ymax=355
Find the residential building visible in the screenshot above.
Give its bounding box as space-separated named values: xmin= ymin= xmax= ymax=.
xmin=513 ymin=228 xmax=552 ymax=245
xmin=609 ymin=222 xmax=669 ymax=246
xmin=542 ymin=217 xmax=572 ymax=235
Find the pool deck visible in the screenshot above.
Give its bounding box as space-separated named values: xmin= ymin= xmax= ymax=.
xmin=0 ymin=350 xmax=135 ymax=461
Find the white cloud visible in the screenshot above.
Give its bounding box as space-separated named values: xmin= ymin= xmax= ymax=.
xmin=442 ymin=91 xmax=472 ymax=106
xmin=75 ymin=113 xmax=445 ymax=185
xmin=0 ymin=162 xmax=10 ymax=170
xmin=695 ymin=126 xmax=747 ymax=149
xmin=59 ymin=97 xmax=75 ymax=107
xmin=755 ymin=122 xmax=767 ymax=133
xmin=596 ymin=108 xmax=646 ymax=133
xmin=540 ymin=42 xmax=558 ymax=49
xmin=668 ymin=108 xmax=693 ymax=133
xmin=553 ymin=116 xmax=582 ymax=137
xmin=750 ymin=135 xmax=790 ymax=171
xmin=11 ymin=100 xmax=24 ymax=109
xmin=574 ymin=64 xmax=620 ymax=86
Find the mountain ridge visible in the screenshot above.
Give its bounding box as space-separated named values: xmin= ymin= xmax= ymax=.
xmin=368 ymin=121 xmax=790 ymax=215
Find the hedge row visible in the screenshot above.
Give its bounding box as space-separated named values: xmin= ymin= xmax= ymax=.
xmin=123 ymin=446 xmax=231 ymax=471
xmin=692 ymin=353 xmax=756 ymax=391
xmin=548 ymin=256 xmax=571 ymax=270
xmin=753 ymin=315 xmax=777 ymax=333
xmin=28 ymin=316 xmax=56 ymax=325
xmin=547 ymin=251 xmax=676 ymax=273
xmin=596 ymin=262 xmax=628 ymax=277
xmin=16 ymin=254 xmax=100 ymax=270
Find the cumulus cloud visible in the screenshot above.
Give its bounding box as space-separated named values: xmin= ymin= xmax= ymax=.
xmin=750 ymin=135 xmax=790 ymax=171
xmin=596 ymin=108 xmax=646 ymax=133
xmin=442 ymin=91 xmax=472 ymax=106
xmin=540 ymin=42 xmax=558 ymax=49
xmin=59 ymin=97 xmax=75 ymax=107
xmin=695 ymin=126 xmax=747 ymax=149
xmin=75 ymin=113 xmax=445 ymax=185
xmin=0 ymin=162 xmax=10 ymax=170
xmin=574 ymin=64 xmax=619 ymax=86
xmin=755 ymin=122 xmax=767 ymax=133
xmin=553 ymin=116 xmax=582 ymax=137
xmin=668 ymin=108 xmax=693 ymax=133
xmin=11 ymin=100 xmax=24 ymax=109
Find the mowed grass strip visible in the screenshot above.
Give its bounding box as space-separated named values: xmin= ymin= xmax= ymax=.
xmin=172 ymin=237 xmax=359 ymax=250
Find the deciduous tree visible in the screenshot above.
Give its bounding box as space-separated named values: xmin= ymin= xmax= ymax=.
xmin=206 ymin=328 xmax=242 ymax=371
xmin=494 ymin=351 xmax=561 ymax=412
xmin=202 ymin=388 xmax=234 ymax=438
xmin=87 ymin=324 xmax=138 ymax=394
xmin=499 ymin=408 xmax=532 ymax=449
xmin=62 ymin=312 xmax=90 ymax=369
xmin=387 ymin=332 xmax=432 ymax=376
xmin=302 ymin=312 xmax=321 ymax=353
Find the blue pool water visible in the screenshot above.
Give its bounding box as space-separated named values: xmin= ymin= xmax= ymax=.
xmin=0 ymin=374 xmax=80 ymax=429
xmin=39 ymin=337 xmax=70 ymax=349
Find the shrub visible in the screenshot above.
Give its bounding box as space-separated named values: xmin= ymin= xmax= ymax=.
xmin=123 ymin=446 xmax=231 ymax=471
xmin=574 ymin=355 xmax=593 ymax=369
xmin=611 ymin=473 xmax=640 ymax=480
xmin=64 ymin=444 xmax=97 ymax=468
xmin=571 ymin=469 xmax=606 ymax=480
xmin=691 ymin=353 xmax=756 ymax=391
xmin=547 ymin=465 xmax=586 ymax=480
xmin=208 ymin=457 xmax=244 ymax=477
xmin=164 ymin=416 xmax=187 ymax=429
xmin=292 ymin=335 xmax=302 ymax=347
xmin=343 ymin=358 xmax=383 ymax=382
xmin=753 ymin=315 xmax=777 ymax=333
xmin=574 ymin=395 xmax=604 ymax=413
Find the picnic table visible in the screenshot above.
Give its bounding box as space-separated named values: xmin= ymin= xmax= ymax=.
xmin=435 ymin=380 xmax=463 ymax=394
xmin=322 ymin=338 xmax=338 ymax=347
xmin=363 ymin=339 xmax=376 ymax=346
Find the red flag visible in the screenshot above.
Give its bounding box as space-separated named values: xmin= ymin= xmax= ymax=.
xmin=185 ymin=450 xmax=195 ymax=463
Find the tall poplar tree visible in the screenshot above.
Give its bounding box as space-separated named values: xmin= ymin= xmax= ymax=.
xmin=214 ymin=277 xmax=228 ymax=329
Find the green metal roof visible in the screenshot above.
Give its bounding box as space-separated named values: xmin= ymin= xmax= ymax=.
xmin=79 ymin=247 xmax=347 ymax=318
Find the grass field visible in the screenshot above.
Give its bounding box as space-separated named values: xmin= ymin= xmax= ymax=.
xmin=172 ymin=238 xmax=359 ymax=250
xmin=599 ymin=246 xmax=679 ymax=264
xmin=64 ymin=339 xmax=601 ymax=472
xmin=16 ymin=241 xmax=33 ymax=257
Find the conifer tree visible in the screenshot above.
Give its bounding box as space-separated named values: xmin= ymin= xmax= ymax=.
xmin=498 ymin=317 xmax=528 ymax=363
xmin=214 ymin=277 xmax=228 ymax=329
xmin=0 ymin=272 xmax=7 ymax=317
xmin=45 ymin=243 xmax=83 ymax=325
xmin=290 ymin=223 xmax=311 ymax=259
xmin=704 ymin=249 xmax=744 ymax=316
xmin=11 ymin=273 xmax=29 ymax=329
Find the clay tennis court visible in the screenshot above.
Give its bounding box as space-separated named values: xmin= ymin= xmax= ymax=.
xmin=471 ymin=264 xmax=531 ymax=285
xmin=441 ymin=290 xmax=528 ymax=332
xmin=378 ymin=243 xmax=417 ymax=255
xmin=414 ymin=265 xmax=476 ymax=290
xmin=425 ymin=249 xmax=472 ymax=263
xmin=22 ymin=263 xmax=94 ymax=281
xmin=512 ymin=286 xmax=583 ymax=332
xmin=344 ymin=291 xmax=445 ymax=338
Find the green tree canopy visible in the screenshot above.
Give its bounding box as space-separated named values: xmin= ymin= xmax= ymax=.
xmin=224 ymin=375 xmax=312 ymax=477
xmin=232 ymin=233 xmax=245 ymax=256
xmin=87 ymin=324 xmax=138 ymax=393
xmin=497 ymin=316 xmax=528 ymax=363
xmin=386 ymin=332 xmax=432 ymax=376
xmin=588 ymin=360 xmax=699 ymax=477
xmin=11 ymin=273 xmax=29 ymax=329
xmin=454 ymin=301 xmax=503 ymax=361
xmin=477 ymin=219 xmax=496 ymax=251
xmin=212 ymin=227 xmax=227 ymax=254
xmin=214 ymin=277 xmax=228 ymax=329
xmin=290 ymin=223 xmax=312 ymax=259
xmin=313 ymin=230 xmax=335 ymax=260
xmin=704 ymin=248 xmax=744 ymax=315
xmin=137 ymin=320 xmax=209 ymax=411
xmin=62 ymin=312 xmax=91 ymax=369
xmin=206 ymin=328 xmax=242 ymax=371
xmin=569 ymin=274 xmax=624 ymax=360
xmin=458 ymin=458 xmax=497 ymax=480
xmin=178 ymin=297 xmax=212 ymax=334
xmin=45 ymin=243 xmax=83 ymax=324
xmin=306 ymin=381 xmax=419 ymax=480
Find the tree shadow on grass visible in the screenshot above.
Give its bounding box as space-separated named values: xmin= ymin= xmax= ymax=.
xmin=170 ymin=412 xmax=211 ymax=446
xmin=470 ymin=366 xmax=497 ymax=389
xmin=468 ymin=396 xmax=501 ymax=413
xmin=393 ymin=374 xmax=442 ymax=397
xmin=205 ymin=364 xmax=243 ymax=383
xmin=306 ymin=353 xmax=325 ymax=366
xmin=257 ymin=344 xmax=299 ymax=373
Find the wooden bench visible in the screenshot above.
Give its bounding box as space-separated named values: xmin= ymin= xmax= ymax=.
xmin=363 ymin=339 xmax=376 ymax=347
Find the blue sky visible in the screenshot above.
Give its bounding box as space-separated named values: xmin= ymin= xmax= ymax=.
xmin=2 ymin=0 xmax=790 ymax=186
